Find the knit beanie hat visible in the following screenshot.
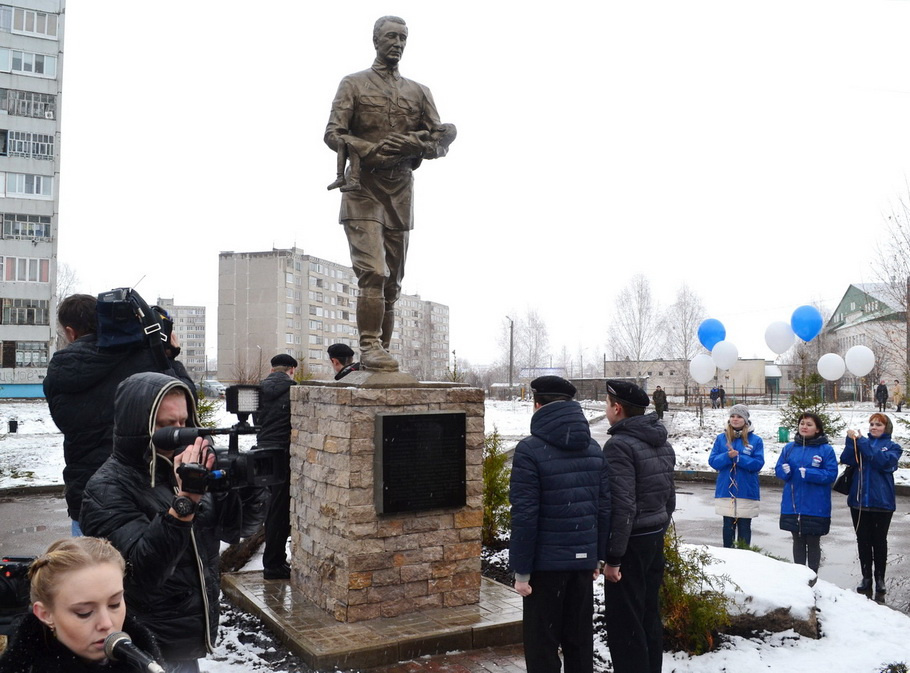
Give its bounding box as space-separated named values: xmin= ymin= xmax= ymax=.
xmin=729 ymin=404 xmax=750 ymax=421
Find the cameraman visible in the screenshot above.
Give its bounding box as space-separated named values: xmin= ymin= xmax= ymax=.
xmin=80 ymin=372 xmax=220 ymax=673
xmin=43 ymin=294 xmax=193 ymax=536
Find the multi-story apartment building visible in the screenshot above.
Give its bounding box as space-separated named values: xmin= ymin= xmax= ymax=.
xmin=0 ymin=1 xmax=63 ymax=396
xmin=156 ymin=297 xmax=207 ymax=383
xmin=217 ymin=247 xmax=449 ymax=382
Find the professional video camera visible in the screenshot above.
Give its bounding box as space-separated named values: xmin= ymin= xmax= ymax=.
xmin=0 ymin=556 xmax=34 ymax=636
xmin=152 ymin=385 xmax=287 ymax=495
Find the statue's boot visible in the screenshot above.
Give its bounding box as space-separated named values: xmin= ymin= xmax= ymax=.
xmin=358 ymin=295 xmax=398 ymax=371
xmin=380 ymin=307 xmax=396 ymax=352
xmin=327 ymin=175 xmax=345 ymax=190
xmin=340 ymin=178 xmax=361 ymax=192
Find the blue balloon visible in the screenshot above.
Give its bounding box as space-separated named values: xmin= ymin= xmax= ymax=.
xmin=791 ymin=305 xmax=823 ymax=342
xmin=697 ymin=318 xmax=726 ymax=351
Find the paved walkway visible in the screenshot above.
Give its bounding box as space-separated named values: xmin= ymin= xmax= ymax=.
xmin=364 ymin=644 xmax=526 ymax=673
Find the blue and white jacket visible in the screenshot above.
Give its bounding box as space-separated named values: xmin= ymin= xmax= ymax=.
xmin=840 ymin=434 xmax=901 ymax=511
xmin=775 ymin=434 xmax=838 ymax=518
xmin=709 ymin=428 xmax=765 ymax=500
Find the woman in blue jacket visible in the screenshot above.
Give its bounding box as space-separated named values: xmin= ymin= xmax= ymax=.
xmin=775 ymin=412 xmax=838 ymax=574
xmin=842 ymin=413 xmax=902 ymax=596
xmin=709 ymin=404 xmax=764 ymax=548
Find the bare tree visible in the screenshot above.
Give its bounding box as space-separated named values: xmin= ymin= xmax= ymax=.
xmin=872 ymin=195 xmax=910 ymax=382
xmin=515 ymin=308 xmax=550 ymax=376
xmin=56 ymin=262 xmax=79 ymax=300
xmin=608 ymin=275 xmax=660 ymax=385
xmin=662 ymin=284 xmax=706 ymax=402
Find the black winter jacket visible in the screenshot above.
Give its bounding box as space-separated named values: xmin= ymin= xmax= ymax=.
xmin=80 ymin=372 xmax=219 ymax=663
xmin=508 ymin=400 xmax=610 ymax=576
xmin=0 ymin=613 xmax=162 ymax=673
xmin=255 ymin=371 xmax=297 ymax=448
xmin=603 ymin=412 xmax=676 ymax=565
xmin=43 ymin=334 xmax=192 ymax=519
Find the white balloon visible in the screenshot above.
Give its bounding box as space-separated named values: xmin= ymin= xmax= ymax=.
xmin=817 ymin=353 xmax=846 ymax=381
xmin=845 ymin=345 xmax=875 ymax=377
xmin=711 ymin=341 xmax=739 ymax=371
xmin=765 ymin=321 xmax=795 ymax=354
xmin=689 ymin=354 xmax=715 ymax=385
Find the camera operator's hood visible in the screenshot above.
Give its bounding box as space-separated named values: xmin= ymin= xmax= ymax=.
xmin=112 ymin=371 xmax=199 ymax=484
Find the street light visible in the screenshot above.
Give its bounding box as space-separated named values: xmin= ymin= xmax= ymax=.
xmin=505 ymin=316 xmax=514 ymax=389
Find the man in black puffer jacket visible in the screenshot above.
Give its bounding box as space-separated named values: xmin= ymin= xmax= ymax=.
xmin=43 ymin=294 xmax=193 ymax=535
xmin=80 ymin=372 xmax=220 ymax=673
xmin=255 ymin=354 xmax=298 ymax=580
xmin=602 ymin=380 xmax=675 ymax=673
xmin=508 ymin=376 xmax=610 ymax=673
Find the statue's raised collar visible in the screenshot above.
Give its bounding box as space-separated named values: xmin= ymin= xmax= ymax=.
xmin=371 ymin=58 xmax=401 ymax=81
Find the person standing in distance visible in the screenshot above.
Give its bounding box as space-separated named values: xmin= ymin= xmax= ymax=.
xmin=508 ymin=376 xmax=610 ymax=673
xmin=602 ymin=380 xmax=675 ymax=673
xmin=255 ymin=354 xmax=298 ymax=580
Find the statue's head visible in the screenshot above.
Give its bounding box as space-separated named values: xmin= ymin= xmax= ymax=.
xmin=373 ymin=16 xmax=408 ymax=65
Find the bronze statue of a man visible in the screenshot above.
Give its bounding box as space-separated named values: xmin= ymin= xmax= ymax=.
xmin=325 ymin=15 xmax=456 ymax=372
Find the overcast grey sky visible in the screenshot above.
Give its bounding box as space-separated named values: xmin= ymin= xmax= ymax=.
xmin=57 ymin=0 xmax=910 ymax=368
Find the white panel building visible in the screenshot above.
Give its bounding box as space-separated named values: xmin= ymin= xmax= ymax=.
xmin=0 ymin=1 xmax=63 ymax=396
xmin=218 ymin=248 xmax=449 ymax=382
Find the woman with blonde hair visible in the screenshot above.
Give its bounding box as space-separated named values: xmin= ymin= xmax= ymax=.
xmin=0 ymin=537 xmax=161 ymax=673
xmin=842 ymin=413 xmax=902 ymax=597
xmin=708 ymin=404 xmax=765 ymax=547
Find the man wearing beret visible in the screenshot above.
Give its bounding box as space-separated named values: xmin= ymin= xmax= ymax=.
xmin=327 ymin=343 xmax=362 ymax=380
xmin=508 ymin=376 xmax=611 ymax=673
xmin=255 ymin=354 xmax=298 ymax=579
xmin=602 ymin=380 xmax=675 ymax=673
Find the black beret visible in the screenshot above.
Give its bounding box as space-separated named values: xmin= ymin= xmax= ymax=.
xmin=605 ymin=379 xmax=649 ymax=408
xmin=270 ymin=354 xmax=298 ymax=368
xmin=531 ymin=376 xmax=576 ymax=399
xmin=327 ymin=343 xmax=355 ymax=359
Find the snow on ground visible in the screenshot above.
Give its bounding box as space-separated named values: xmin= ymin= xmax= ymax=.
xmin=5 ymin=398 xmax=910 ymax=671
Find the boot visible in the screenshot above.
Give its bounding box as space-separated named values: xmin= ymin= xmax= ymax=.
xmin=856 ymin=576 xmax=873 ymax=594
xmin=358 ymin=295 xmax=399 ymax=372
xmin=380 ymin=307 xmax=396 ymax=352
xmin=875 ymin=574 xmax=886 ymax=595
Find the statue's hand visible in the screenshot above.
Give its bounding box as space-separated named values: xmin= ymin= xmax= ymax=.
xmin=378 ymin=132 xmax=425 ymax=157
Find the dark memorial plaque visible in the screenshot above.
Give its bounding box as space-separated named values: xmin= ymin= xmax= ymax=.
xmin=374 ymin=411 xmax=466 ymax=514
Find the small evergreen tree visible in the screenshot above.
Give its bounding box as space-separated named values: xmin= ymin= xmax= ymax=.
xmin=482 ymin=428 xmax=511 ymax=547
xmin=660 ymin=524 xmax=733 ymax=654
xmin=196 ymin=391 xmax=219 ymax=429
xmin=779 ymin=371 xmax=845 ymax=437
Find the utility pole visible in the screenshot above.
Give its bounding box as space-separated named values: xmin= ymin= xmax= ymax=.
xmin=506 ymin=316 xmax=514 ymax=389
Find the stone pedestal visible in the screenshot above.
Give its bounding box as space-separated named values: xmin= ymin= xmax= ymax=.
xmin=288 ymin=377 xmax=484 ymax=623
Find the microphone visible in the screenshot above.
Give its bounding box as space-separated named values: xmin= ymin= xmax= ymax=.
xmin=103 ymin=631 xmax=166 ymax=673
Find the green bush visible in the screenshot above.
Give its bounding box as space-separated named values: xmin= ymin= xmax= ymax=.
xmin=482 ymin=428 xmax=511 ymax=547
xmin=661 ymin=524 xmax=733 ymax=654
xmin=880 ymin=664 xmax=908 ymax=673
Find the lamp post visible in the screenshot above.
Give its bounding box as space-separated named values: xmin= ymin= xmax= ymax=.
xmin=505 ymin=316 xmax=514 ymax=390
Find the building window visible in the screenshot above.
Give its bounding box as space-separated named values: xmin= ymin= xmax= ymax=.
xmin=5 ymin=130 xmax=53 ymax=160
xmin=5 ymin=172 xmax=53 ymax=198
xmin=0 ymin=7 xmax=59 ymax=39
xmin=0 ymin=88 xmax=56 ymax=119
xmin=1 ymin=298 xmax=48 ymax=325
xmin=2 ymin=213 xmax=51 ymax=240
xmin=0 ymin=48 xmax=57 ymax=78
xmin=14 ymin=340 xmax=47 ymax=367
xmin=2 ymin=257 xmax=49 ymax=282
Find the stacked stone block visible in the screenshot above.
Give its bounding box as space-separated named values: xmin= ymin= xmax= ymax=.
xmin=289 ymin=382 xmax=484 ymax=623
